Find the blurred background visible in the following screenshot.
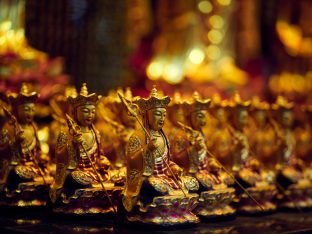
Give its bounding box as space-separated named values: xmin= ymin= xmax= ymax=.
xmin=0 ymin=0 xmax=312 ymax=103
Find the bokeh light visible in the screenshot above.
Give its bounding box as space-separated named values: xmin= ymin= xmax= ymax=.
xmin=198 ymin=1 xmax=213 ymax=14
xmin=189 ymin=48 xmax=205 ymax=64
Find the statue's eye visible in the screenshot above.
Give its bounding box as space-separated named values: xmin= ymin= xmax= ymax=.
xmin=82 ymin=109 xmax=90 ymax=114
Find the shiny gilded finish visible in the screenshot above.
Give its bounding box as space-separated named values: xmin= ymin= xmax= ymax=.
xmin=170 ymin=92 xmax=236 ymax=218
xmin=121 ymin=88 xmax=199 ymax=226
xmin=229 ymin=93 xmax=277 ymax=214
xmin=0 ymin=83 xmax=53 ymax=207
xmin=274 ymin=97 xmax=312 ymax=209
xmin=127 ymin=194 xmax=199 ymax=226
xmin=50 ymin=83 xmax=122 ymax=215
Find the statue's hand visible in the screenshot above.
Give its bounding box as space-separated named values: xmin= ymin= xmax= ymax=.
xmin=209 ymin=159 xmax=221 ymax=171
xmin=72 ymin=133 xmax=84 ymax=145
xmin=171 ymin=164 xmax=183 ymax=177
xmin=99 ymin=155 xmax=111 ymax=170
xmin=16 ymin=130 xmax=26 ymax=143
xmin=146 ymin=137 xmax=158 ymax=151
xmin=39 ymin=154 xmax=49 ymax=166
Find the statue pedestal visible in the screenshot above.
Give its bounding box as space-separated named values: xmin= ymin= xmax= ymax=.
xmin=194 ymin=188 xmax=236 ymax=219
xmin=125 ymin=194 xmax=199 ymax=227
xmin=0 ymin=178 xmax=53 ymax=207
xmin=53 ymin=185 xmax=122 ymax=215
xmin=277 ymin=182 xmax=312 ymax=210
xmin=236 ymin=185 xmax=277 ymax=215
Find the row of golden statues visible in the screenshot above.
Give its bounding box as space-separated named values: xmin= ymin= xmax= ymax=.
xmin=0 ymin=83 xmax=311 ymax=227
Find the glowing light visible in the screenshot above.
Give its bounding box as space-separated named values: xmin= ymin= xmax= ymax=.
xmin=146 ymin=60 xmax=164 ymax=80
xmin=217 ymin=0 xmax=231 ymax=6
xmin=208 ymin=30 xmax=223 ymax=44
xmin=198 ymin=1 xmax=212 ymax=14
xmin=163 ymin=63 xmax=183 ymax=84
xmin=0 ymin=21 xmax=12 ymax=31
xmin=207 ymin=45 xmax=221 ymax=60
xmin=209 ymin=15 xmax=224 ymax=29
xmin=189 ymin=48 xmax=205 ymax=64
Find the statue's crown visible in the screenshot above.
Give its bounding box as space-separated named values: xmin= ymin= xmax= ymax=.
xmin=183 ymin=91 xmax=211 ymax=115
xmin=135 ymin=87 xmax=170 ymax=112
xmin=211 ymin=93 xmax=229 ymax=108
xmin=167 ymin=92 xmax=185 ymax=113
xmin=272 ymin=96 xmax=294 ymax=110
xmin=251 ymin=96 xmax=270 ymax=110
xmin=67 ymin=83 xmax=99 ymax=108
xmin=105 ymin=87 xmax=134 ymax=115
xmin=229 ymin=91 xmax=250 ymax=109
xmin=7 ymin=83 xmax=38 ymax=106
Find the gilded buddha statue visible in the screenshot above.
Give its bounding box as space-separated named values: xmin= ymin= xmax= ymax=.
xmin=273 ymin=96 xmax=312 ymax=209
xmin=166 ymin=92 xmax=190 ymax=171
xmin=295 ymin=105 xmax=312 ymax=206
xmin=0 ymin=84 xmax=53 ymax=207
xmin=49 ymin=86 xmax=78 ymax=163
xmin=209 ymin=94 xmax=235 ymax=172
xmin=50 ymin=83 xmax=122 ymax=215
xmin=249 ymin=97 xmax=278 ymax=187
xmin=120 ymin=87 xmax=199 ymax=227
xmin=100 ymin=88 xmax=137 ymax=169
xmin=171 ymin=92 xmax=235 ymax=219
xmin=229 ymin=92 xmax=276 ymax=214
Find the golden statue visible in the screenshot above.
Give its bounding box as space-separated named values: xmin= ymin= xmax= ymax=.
xmin=171 ymin=92 xmax=235 ymax=219
xmin=99 ymin=88 xmax=137 ymax=169
xmin=50 ymin=83 xmax=122 ymax=215
xmin=273 ymin=96 xmax=312 ymax=209
xmin=94 ymin=91 xmax=120 ymax=171
xmin=295 ymin=105 xmax=312 ymax=185
xmin=209 ymin=94 xmax=235 ymax=171
xmin=229 ymin=92 xmax=276 ymax=214
xmin=119 ymin=87 xmax=199 ymax=227
xmin=249 ymin=97 xmax=278 ymax=185
xmin=0 ymin=84 xmax=53 ymax=207
xmin=166 ymin=92 xmax=190 ymax=171
xmin=48 ymin=86 xmax=78 ymax=163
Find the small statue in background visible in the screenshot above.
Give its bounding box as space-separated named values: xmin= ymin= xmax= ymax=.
xmin=0 ymin=84 xmax=53 ymax=207
xmin=95 ymin=90 xmax=120 ymax=170
xmin=296 ymin=105 xmax=312 ymax=183
xmin=166 ymin=92 xmax=190 ymax=171
xmin=249 ymin=97 xmax=278 ymax=188
xmin=99 ymin=88 xmax=137 ymax=169
xmin=295 ymin=105 xmax=312 ymax=206
xmin=229 ymin=92 xmax=276 ymax=214
xmin=49 ymin=86 xmax=78 ymax=160
xmin=273 ymin=96 xmax=312 ymax=209
xmin=176 ymin=92 xmax=235 ymax=219
xmin=209 ymin=94 xmax=235 ymax=172
xmin=50 ymin=83 xmax=122 ymax=215
xmin=120 ymin=87 xmax=199 ymax=227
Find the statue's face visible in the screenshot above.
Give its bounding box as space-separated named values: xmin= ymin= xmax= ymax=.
xmin=215 ymin=108 xmax=226 ymax=123
xmin=191 ymin=110 xmax=207 ymax=129
xmin=147 ymin=107 xmax=166 ymax=131
xmin=237 ymin=109 xmax=248 ymax=127
xmin=281 ymin=110 xmax=293 ymax=127
xmin=76 ymin=104 xmax=96 ymax=127
xmin=254 ymin=110 xmax=266 ymax=126
xmin=170 ymin=107 xmax=184 ymax=125
xmin=17 ymin=103 xmax=35 ymax=124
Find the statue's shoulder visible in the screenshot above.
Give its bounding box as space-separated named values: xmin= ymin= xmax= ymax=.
xmin=127 ymin=130 xmax=146 ymax=155
xmin=56 ymin=131 xmax=69 ymax=151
